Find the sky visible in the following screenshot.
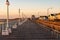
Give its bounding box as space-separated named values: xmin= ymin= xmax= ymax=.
xmin=0 ymin=0 xmax=60 ymax=19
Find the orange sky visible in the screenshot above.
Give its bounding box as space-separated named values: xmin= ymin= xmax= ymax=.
xmin=0 ymin=0 xmax=60 ymax=19
xmin=0 ymin=7 xmax=60 ymax=19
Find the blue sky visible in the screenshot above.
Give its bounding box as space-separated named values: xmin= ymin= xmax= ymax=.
xmin=11 ymin=0 xmax=60 ymax=8
xmin=0 ymin=0 xmax=60 ymax=9
xmin=0 ymin=0 xmax=60 ymax=18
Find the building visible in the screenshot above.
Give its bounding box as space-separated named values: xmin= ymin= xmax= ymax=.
xmin=39 ymin=16 xmax=48 ymax=20
xmin=48 ymin=14 xmax=56 ymax=21
xmin=31 ymin=15 xmax=36 ymax=20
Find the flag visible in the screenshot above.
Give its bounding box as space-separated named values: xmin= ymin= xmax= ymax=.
xmin=6 ymin=0 xmax=10 ymax=6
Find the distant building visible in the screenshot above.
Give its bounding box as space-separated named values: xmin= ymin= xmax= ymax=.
xmin=31 ymin=15 xmax=36 ymax=20
xmin=55 ymin=13 xmax=60 ymax=19
xmin=54 ymin=13 xmax=60 ymax=21
xmin=39 ymin=16 xmax=48 ymax=20
xmin=48 ymin=13 xmax=60 ymax=21
xmin=48 ymin=14 xmax=56 ymax=21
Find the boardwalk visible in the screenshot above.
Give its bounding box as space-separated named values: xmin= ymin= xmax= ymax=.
xmin=0 ymin=19 xmax=60 ymax=40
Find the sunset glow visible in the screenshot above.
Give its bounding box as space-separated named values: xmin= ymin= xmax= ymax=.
xmin=0 ymin=0 xmax=60 ymax=19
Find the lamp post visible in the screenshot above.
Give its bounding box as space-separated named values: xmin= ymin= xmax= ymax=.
xmin=18 ymin=8 xmax=20 ymax=25
xmin=38 ymin=12 xmax=40 ymax=17
xmin=22 ymin=12 xmax=23 ymax=21
xmin=47 ymin=8 xmax=52 ymax=16
xmin=5 ymin=0 xmax=10 ymax=35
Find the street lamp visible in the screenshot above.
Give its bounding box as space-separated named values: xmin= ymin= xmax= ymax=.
xmin=22 ymin=12 xmax=24 ymax=21
xmin=47 ymin=8 xmax=52 ymax=16
xmin=6 ymin=0 xmax=9 ymax=35
xmin=38 ymin=12 xmax=40 ymax=17
xmin=2 ymin=0 xmax=10 ymax=35
xmin=18 ymin=8 xmax=20 ymax=25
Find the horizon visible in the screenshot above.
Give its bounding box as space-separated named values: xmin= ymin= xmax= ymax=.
xmin=0 ymin=0 xmax=60 ymax=19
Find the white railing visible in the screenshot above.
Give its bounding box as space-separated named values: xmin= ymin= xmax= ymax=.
xmin=0 ymin=18 xmax=27 ymax=35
